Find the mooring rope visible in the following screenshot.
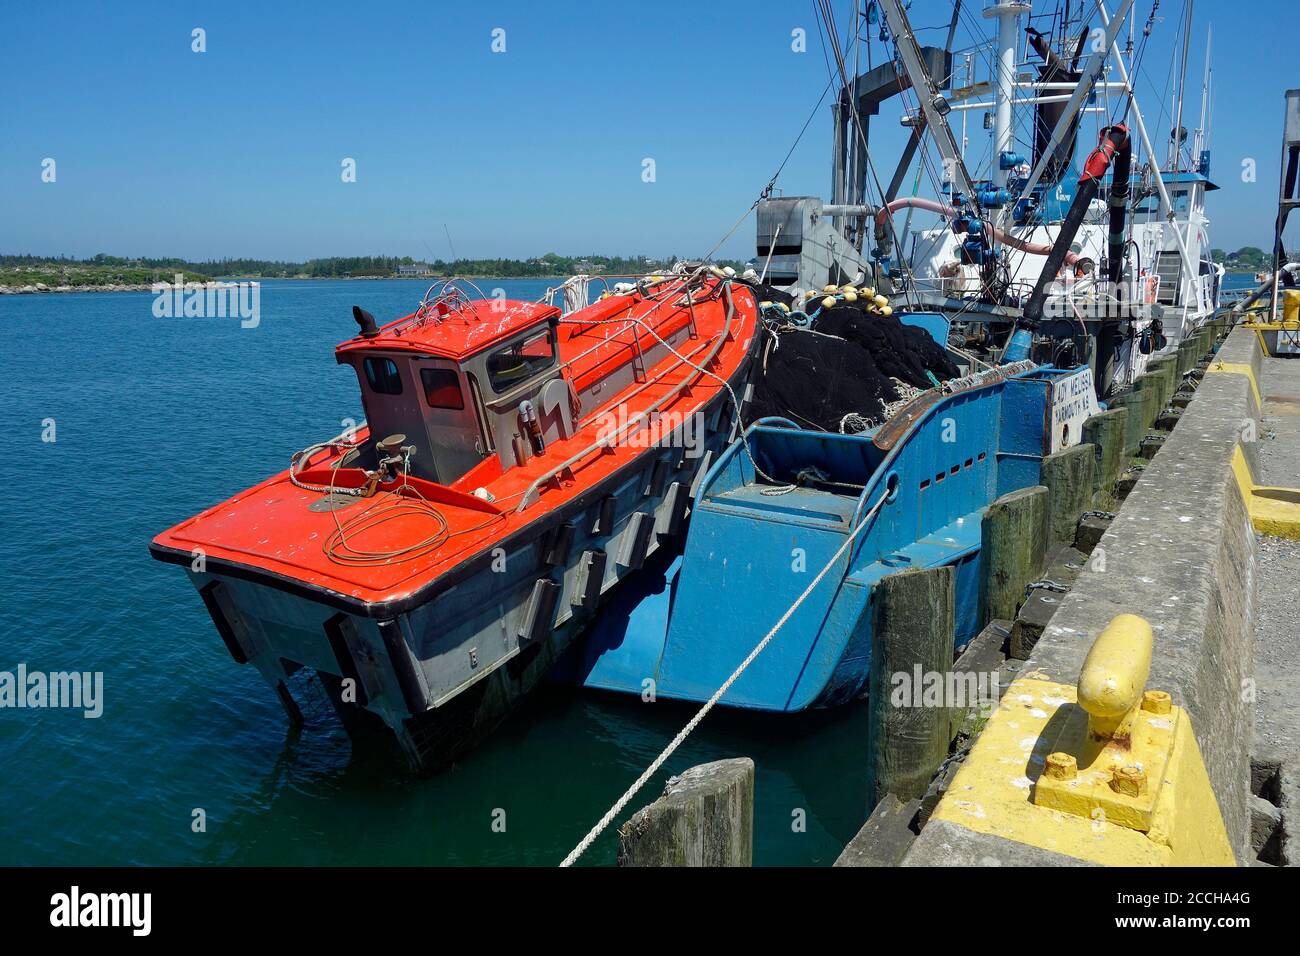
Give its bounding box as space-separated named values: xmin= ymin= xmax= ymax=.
xmin=558 ymin=488 xmax=889 ymax=867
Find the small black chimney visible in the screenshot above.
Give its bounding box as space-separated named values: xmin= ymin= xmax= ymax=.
xmin=352 ymin=305 xmax=380 ymax=338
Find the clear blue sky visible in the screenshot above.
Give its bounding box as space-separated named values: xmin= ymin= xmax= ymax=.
xmin=1 ymin=0 xmax=1294 ymax=262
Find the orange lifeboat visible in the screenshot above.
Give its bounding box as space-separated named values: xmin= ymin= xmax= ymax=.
xmin=151 ymin=272 xmax=759 ymax=770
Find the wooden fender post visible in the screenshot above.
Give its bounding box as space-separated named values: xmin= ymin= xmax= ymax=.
xmin=868 ymin=565 xmax=955 ymax=804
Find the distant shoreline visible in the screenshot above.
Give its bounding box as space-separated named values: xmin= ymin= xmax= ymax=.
xmin=2 ymin=269 xmax=1267 ymax=296
xmin=0 ymin=275 xmax=578 ymax=295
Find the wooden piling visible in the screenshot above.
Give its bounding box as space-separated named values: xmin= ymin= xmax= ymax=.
xmin=617 ymin=758 xmax=754 ymax=866
xmin=979 ymin=485 xmax=1049 ymax=624
xmin=867 ymin=565 xmax=955 ymax=804
xmin=834 ymin=793 xmax=922 ymax=867
xmin=1133 ymin=372 xmax=1162 ymax=429
xmin=1041 ymin=443 xmax=1096 ymax=544
xmin=1193 ymin=328 xmax=1212 ymax=357
xmin=1107 ymin=391 xmax=1145 ymax=457
xmin=1147 ymin=355 xmax=1179 ymax=408
xmin=1082 ymin=408 xmax=1127 ymax=495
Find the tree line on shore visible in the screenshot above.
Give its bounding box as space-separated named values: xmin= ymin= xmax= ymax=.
xmin=1 ymin=252 xmax=747 ymax=286
xmin=1210 ymin=247 xmax=1297 ymax=271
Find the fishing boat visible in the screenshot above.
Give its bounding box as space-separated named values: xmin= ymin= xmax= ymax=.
xmin=151 ymin=271 xmax=759 ymax=770
xmin=563 ymin=0 xmax=1208 ymax=713
xmin=757 ymin=0 xmax=1219 ymax=398
xmin=563 ymin=326 xmax=1097 ymax=710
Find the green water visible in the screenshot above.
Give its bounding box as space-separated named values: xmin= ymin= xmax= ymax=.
xmin=0 ymin=279 xmax=871 ymax=866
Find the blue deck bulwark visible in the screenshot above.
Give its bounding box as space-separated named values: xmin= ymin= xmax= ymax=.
xmin=570 ymin=364 xmax=1069 ymax=712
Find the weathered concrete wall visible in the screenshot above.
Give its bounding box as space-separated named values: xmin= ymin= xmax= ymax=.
xmin=905 ymin=326 xmax=1259 ymax=866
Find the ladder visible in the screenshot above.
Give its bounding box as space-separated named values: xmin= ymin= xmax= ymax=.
xmin=1155 ymin=251 xmax=1182 ymax=306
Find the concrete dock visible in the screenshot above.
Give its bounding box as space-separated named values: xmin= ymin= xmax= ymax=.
xmin=893 ymin=321 xmax=1299 ymax=867
xmin=1250 ymin=350 xmax=1300 ymax=865
xmin=604 ymin=316 xmax=1300 ymax=869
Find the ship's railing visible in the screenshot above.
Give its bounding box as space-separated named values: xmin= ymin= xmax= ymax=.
xmin=513 ymin=282 xmax=738 ymax=512
xmin=569 ymin=333 xmax=717 ymax=433
xmin=541 ymin=271 xmax=703 ymax=314
xmin=554 ymin=273 xmax=708 ymax=374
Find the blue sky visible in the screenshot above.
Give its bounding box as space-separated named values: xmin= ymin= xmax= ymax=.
xmin=0 ymin=0 xmax=1294 ymax=262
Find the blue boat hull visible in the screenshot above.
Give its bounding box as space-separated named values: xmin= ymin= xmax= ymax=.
xmin=560 ymin=360 xmax=1093 ymax=712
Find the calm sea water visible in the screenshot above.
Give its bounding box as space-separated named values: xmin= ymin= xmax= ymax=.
xmin=1222 ymin=272 xmax=1260 ymax=292
xmin=0 ymin=278 xmax=873 ymax=866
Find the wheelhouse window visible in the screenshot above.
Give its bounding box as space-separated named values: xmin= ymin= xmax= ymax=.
xmin=363 ymin=357 xmax=403 ymax=395
xmin=487 ymin=329 xmax=555 ymax=393
xmin=420 ymin=367 xmax=464 ymax=410
xmin=1133 ymin=196 xmax=1158 ymax=215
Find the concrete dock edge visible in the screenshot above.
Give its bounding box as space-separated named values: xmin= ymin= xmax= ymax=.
xmin=904 ymin=325 xmax=1260 ymax=866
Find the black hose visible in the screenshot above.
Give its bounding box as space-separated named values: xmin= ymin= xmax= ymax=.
xmin=1022 ymin=125 xmax=1131 ymax=328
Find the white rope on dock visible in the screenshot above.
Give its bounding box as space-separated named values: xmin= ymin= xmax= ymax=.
xmin=558 ymin=489 xmax=889 ymax=867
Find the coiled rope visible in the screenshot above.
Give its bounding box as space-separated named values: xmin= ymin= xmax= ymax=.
xmin=558 ymin=487 xmax=889 ymax=867
xmin=289 ymin=437 xmax=506 ymax=567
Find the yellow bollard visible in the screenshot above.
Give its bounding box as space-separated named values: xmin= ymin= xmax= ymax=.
xmin=1078 ymin=613 xmax=1152 ymax=744
xmin=930 ymin=613 xmax=1236 ymax=865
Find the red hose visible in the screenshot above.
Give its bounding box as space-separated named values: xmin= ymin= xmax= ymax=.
xmin=875 ymin=198 xmax=1080 ymax=266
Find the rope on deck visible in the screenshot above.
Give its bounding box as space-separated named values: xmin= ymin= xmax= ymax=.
xmin=558 ymin=489 xmax=889 ymax=867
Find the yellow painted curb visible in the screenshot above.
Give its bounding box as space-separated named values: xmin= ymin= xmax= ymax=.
xmin=1205 ymin=360 xmax=1263 ymax=412
xmin=1232 ymin=445 xmax=1300 ymax=540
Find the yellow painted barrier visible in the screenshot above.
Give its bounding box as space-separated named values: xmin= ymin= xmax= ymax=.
xmin=930 ymin=614 xmax=1235 ymax=866
xmin=1204 ymin=359 xmax=1263 ymax=412
xmin=1232 ymin=445 xmax=1300 ymax=540
xmin=1242 ymin=291 xmax=1300 ymax=355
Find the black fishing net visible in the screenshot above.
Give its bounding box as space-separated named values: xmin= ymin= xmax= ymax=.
xmin=753 ymin=282 xmax=796 ymax=308
xmin=748 ymin=304 xmax=960 ymax=431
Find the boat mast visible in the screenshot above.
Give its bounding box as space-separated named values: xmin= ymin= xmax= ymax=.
xmin=985 ymin=2 xmax=1030 ymax=197
xmin=1014 ymin=0 xmax=1134 ymax=211
xmin=1193 ymin=24 xmax=1211 ymax=160
xmin=1097 ymin=1 xmax=1197 ymax=291
xmin=875 ymin=0 xmax=978 ymax=200
xmin=1169 ymin=0 xmax=1194 ymax=172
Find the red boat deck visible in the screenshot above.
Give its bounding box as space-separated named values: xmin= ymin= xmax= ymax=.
xmin=153 ymin=276 xmax=758 ymax=607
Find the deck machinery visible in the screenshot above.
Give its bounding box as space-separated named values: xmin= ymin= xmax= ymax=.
xmin=754 ymin=0 xmax=1221 ymax=400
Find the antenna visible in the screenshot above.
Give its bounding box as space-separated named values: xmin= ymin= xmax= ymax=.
xmin=415 ymin=235 xmax=440 ymax=271
xmin=443 ymin=223 xmax=458 ymax=262
xmin=1195 ymin=23 xmax=1212 ymax=159
xmin=1169 ymin=0 xmax=1194 ymax=172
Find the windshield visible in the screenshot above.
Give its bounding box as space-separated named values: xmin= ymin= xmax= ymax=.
xmin=487 ymin=328 xmax=555 ymax=393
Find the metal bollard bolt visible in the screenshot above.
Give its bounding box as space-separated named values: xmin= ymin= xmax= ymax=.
xmin=1109 ymin=765 xmax=1148 ymax=797
xmin=1044 ymin=752 xmax=1078 ymax=781
xmin=1141 ymin=690 xmax=1171 ymax=715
